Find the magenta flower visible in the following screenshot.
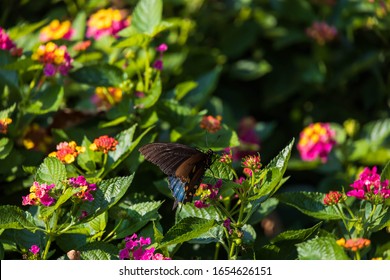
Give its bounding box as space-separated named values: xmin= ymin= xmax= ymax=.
xmin=223 ymin=218 xmax=233 ymax=234
xmin=347 ymin=166 xmax=390 ymax=203
xmin=0 ymin=27 xmax=16 ymax=50
xmin=152 ymin=43 xmax=168 ymax=71
xmin=156 ymin=43 xmax=168 ymax=53
xmin=29 ymin=245 xmax=40 ymax=255
xmin=22 ymin=181 xmax=56 ymax=207
xmin=153 ymin=60 xmax=163 ymax=71
xmin=69 ymin=176 xmax=97 ymax=201
xmin=297 ymin=122 xmax=336 ymax=162
xmin=194 ymin=180 xmax=223 ymax=209
xmin=119 ymin=233 xmax=170 ymax=260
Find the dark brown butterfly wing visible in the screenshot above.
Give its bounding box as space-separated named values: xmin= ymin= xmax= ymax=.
xmin=139 ymin=143 xmax=200 ymax=176
xmin=139 ymin=143 xmax=213 ymax=209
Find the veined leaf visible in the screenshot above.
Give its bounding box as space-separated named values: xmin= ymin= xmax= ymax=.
xmin=132 ymin=0 xmax=162 ymax=35
xmin=25 ymin=85 xmax=64 ymax=115
xmin=69 ymin=64 xmax=125 ymax=87
xmin=297 ymin=237 xmax=350 ymax=260
xmin=271 ymin=222 xmax=323 ymax=244
xmin=113 ymin=201 xmax=163 ymax=240
xmin=36 ymin=157 xmax=67 ymax=186
xmin=159 ymin=217 xmax=215 ymax=248
xmin=0 ymin=205 xmax=37 ymax=231
xmin=277 ymin=191 xmax=341 ymax=220
xmin=75 ymin=175 xmax=134 ymax=222
xmin=78 ymin=242 xmax=119 ymax=260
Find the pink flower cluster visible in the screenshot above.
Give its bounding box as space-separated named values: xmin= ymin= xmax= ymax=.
xmin=0 ymin=27 xmax=22 ymax=56
xmin=242 ymin=154 xmax=262 ymax=177
xmin=86 ymin=8 xmax=130 ymax=40
xmin=194 ymin=179 xmax=223 ymax=208
xmin=347 ymin=166 xmax=390 ymax=202
xmin=297 ymin=122 xmax=336 ymax=162
xmin=22 ymin=181 xmax=56 ymax=206
xmin=68 ymin=176 xmax=97 ymax=201
xmin=306 ymin=21 xmax=338 ymax=45
xmin=119 ymin=234 xmax=170 ymax=260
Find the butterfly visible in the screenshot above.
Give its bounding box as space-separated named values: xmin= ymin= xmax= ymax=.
xmin=139 ymin=142 xmax=214 ymax=209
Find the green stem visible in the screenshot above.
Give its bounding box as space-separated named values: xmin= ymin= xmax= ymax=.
xmin=334 ymin=204 xmax=352 ymax=238
xmin=42 ymin=235 xmax=54 ymax=260
xmin=103 ymin=219 xmax=124 ymax=242
xmin=143 ymin=47 xmax=150 ymax=92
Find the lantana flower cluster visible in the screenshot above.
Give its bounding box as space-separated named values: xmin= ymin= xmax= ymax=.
xmin=242 ymin=154 xmax=262 ymax=177
xmin=297 ymin=122 xmax=336 ymax=162
xmin=194 ymin=179 xmax=223 ymax=209
xmin=49 ymin=141 xmax=85 ymax=164
xmin=39 ymin=20 xmax=74 ymax=42
xmin=323 ymin=191 xmax=345 ymax=206
xmin=337 ymin=237 xmax=371 ymax=252
xmin=119 ymin=234 xmax=170 ymax=260
xmin=31 ymin=42 xmax=73 ymax=76
xmin=306 ymin=21 xmax=338 ymax=45
xmin=68 ymin=176 xmax=97 ymax=201
xmin=89 ymin=135 xmax=118 ymax=154
xmin=91 ymin=87 xmax=123 ymax=110
xmin=0 ymin=118 xmax=12 ymax=134
xmin=200 ymin=115 xmax=222 ymax=133
xmin=22 ymin=181 xmax=56 ymax=207
xmin=86 ymin=8 xmax=130 ymax=40
xmin=347 ymin=166 xmax=390 ymax=203
xmin=0 ymin=27 xmax=22 ymax=56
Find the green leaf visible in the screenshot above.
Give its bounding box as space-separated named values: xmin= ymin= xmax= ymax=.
xmin=106 ymin=125 xmax=154 ymax=175
xmin=362 ymin=118 xmax=390 ymax=145
xmin=114 ymin=33 xmax=152 ymax=48
xmin=242 ymin=224 xmax=256 ymax=244
xmin=1 ymin=58 xmax=39 ymax=71
xmin=0 ymin=205 xmax=37 ymax=231
xmin=182 ymin=66 xmax=222 ymax=108
xmin=229 ymin=59 xmax=272 ymax=81
xmin=297 ymin=237 xmax=350 ymax=260
xmin=0 ymin=103 xmax=16 ymax=119
xmin=246 ymin=197 xmax=279 ymax=225
xmin=78 ymin=242 xmax=119 ymax=260
xmin=174 ymin=81 xmax=198 ymax=100
xmin=135 ymin=78 xmax=162 ymax=108
xmin=159 ymin=217 xmax=215 ymax=248
xmin=77 ymin=136 xmax=98 ymax=173
xmin=0 ymin=51 xmax=19 ymax=91
xmin=132 ymin=0 xmax=163 ymax=35
xmin=8 ymin=19 xmax=47 ymax=39
xmin=205 ymin=159 xmax=234 ymax=181
xmin=277 ymin=191 xmax=341 ymax=220
xmin=113 ymin=201 xmax=163 ymax=239
xmin=69 ymin=64 xmax=125 ymax=87
xmin=36 ymin=157 xmax=67 ymax=186
xmin=251 ymin=139 xmax=294 ymax=199
xmin=176 ymin=204 xmax=223 ymax=244
xmin=76 ymin=175 xmax=134 ymax=221
xmin=25 ymin=85 xmax=64 ymax=115
xmin=380 ymin=160 xmax=390 ymax=182
xmin=271 ymin=222 xmax=323 ymax=244
xmin=0 ymin=138 xmax=13 ymax=159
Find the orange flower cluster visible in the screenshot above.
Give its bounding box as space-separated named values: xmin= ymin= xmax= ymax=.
xmin=89 ymin=135 xmax=118 ymax=154
xmin=200 ymin=115 xmax=222 ymax=133
xmin=49 ymin=141 xmax=85 ymax=164
xmin=337 ymin=238 xmax=371 ymax=252
xmin=0 ymin=118 xmax=12 ymax=134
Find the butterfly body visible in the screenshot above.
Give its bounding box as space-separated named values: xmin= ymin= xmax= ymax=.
xmin=139 ymin=143 xmax=213 ymax=209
